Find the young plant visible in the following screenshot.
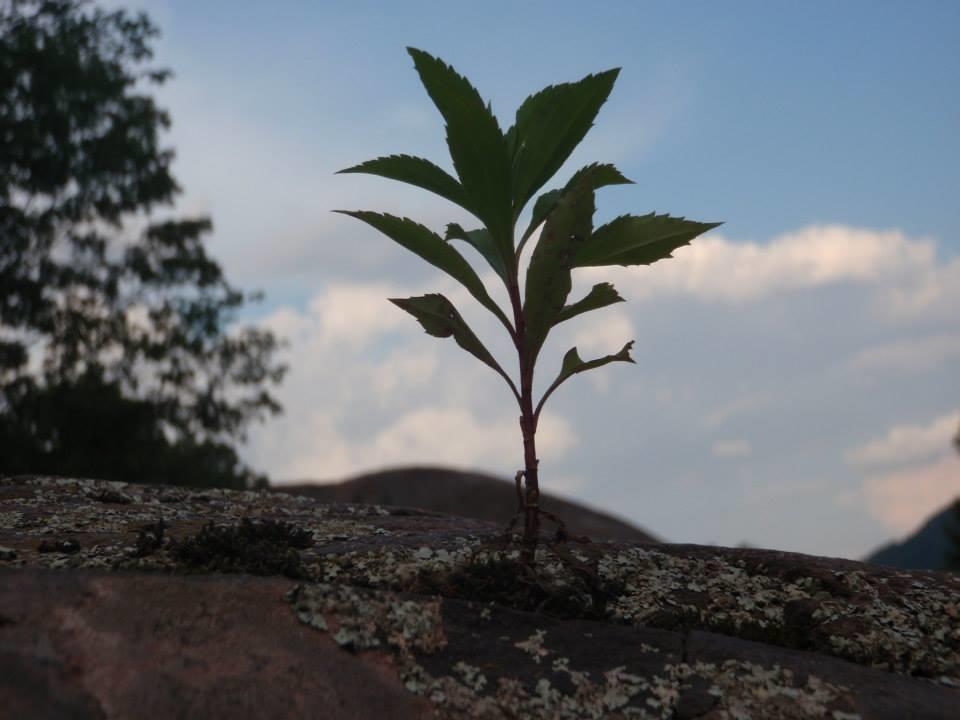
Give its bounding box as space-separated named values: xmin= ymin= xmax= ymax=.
xmin=337 ymin=48 xmax=720 ymax=554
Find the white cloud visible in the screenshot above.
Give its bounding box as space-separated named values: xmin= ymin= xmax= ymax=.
xmin=250 ymin=280 xmax=577 ymax=483
xmin=882 ymin=255 xmax=960 ymax=321
xmin=577 ymin=225 xmax=953 ymax=320
xmin=158 ymin=66 xmax=479 ymax=288
xmin=712 ymin=440 xmax=752 ymax=458
xmin=847 ymin=412 xmax=959 ymax=467
xmin=307 ymin=283 xmax=410 ymax=347
xmin=273 ymin=404 xmax=575 ymax=484
xmin=566 ymin=311 xmax=636 ymax=392
xmin=572 ymin=311 xmax=636 ymax=357
xmin=371 ymin=346 xmax=439 ymax=402
xmin=240 ymin=219 xmax=960 ymax=558
xmin=259 ymin=282 xmax=412 ymax=358
xmin=861 ymin=455 xmax=960 ymax=535
xmin=368 ymin=406 xmax=575 ymax=472
xmin=848 ymin=334 xmax=960 ymax=374
xmin=703 ymin=392 xmax=772 ymax=429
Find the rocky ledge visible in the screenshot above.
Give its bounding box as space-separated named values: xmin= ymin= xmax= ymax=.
xmin=1 ymin=475 xmax=958 ymax=719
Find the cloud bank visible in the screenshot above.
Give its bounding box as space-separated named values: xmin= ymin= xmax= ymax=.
xmin=238 ymin=222 xmax=958 ymax=559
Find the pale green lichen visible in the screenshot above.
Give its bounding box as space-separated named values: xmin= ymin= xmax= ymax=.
xmin=285 ymin=580 xmax=860 ymax=719
xmin=4 ymin=475 xmax=959 ymax=701
xmin=597 ymin=547 xmax=960 ymax=685
xmin=453 ymin=661 xmax=488 ymax=693
xmin=288 ymin=582 xmax=445 ymax=654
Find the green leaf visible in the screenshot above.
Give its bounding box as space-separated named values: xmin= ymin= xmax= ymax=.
xmin=536 ymin=342 xmax=635 ymax=419
xmin=567 ymin=162 xmax=634 ymax=192
xmin=337 ymin=154 xmax=468 ymax=210
xmin=390 ymin=294 xmax=514 ymax=390
xmin=518 ymin=163 xmax=632 ymax=255
xmin=507 ymin=69 xmax=620 ymax=218
xmin=574 ymin=213 xmax=722 ymax=268
xmin=407 ymin=48 xmax=513 ymax=259
xmin=519 ymin=188 xmax=563 ymax=248
xmin=445 ymin=222 xmax=508 ymax=283
xmin=335 ymin=211 xmax=512 ymax=331
xmin=522 ymin=179 xmax=596 ymax=366
xmin=559 ymin=341 xmax=635 ymax=382
xmin=555 ymin=282 xmax=624 ymax=325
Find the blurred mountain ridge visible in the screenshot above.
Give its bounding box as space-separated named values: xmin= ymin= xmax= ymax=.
xmin=274 ymin=465 xmax=658 ymax=544
xmin=865 ymin=500 xmax=959 ymax=571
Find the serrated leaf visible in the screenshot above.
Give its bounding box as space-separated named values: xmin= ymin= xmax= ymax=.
xmin=567 ymin=162 xmax=634 ymax=192
xmin=390 ymin=293 xmax=512 ymax=386
xmin=407 ymin=48 xmax=513 ymax=259
xmin=518 ymin=163 xmax=633 ymax=255
xmin=445 ymin=223 xmax=508 ymax=282
xmin=557 ymin=341 xmax=635 ymax=386
xmin=337 ymin=154 xmax=468 ymax=210
xmin=506 ymin=69 xmax=620 ymax=218
xmin=522 ymin=179 xmax=595 ymax=367
xmin=335 ymin=211 xmax=512 ymax=331
xmin=519 ymin=188 xmax=563 ymax=248
xmin=555 ymin=282 xmax=624 ymax=325
xmin=536 ymin=341 xmax=635 ymax=419
xmin=574 ymin=213 xmax=722 ymax=268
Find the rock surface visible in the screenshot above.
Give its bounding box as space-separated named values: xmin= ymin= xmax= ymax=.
xmin=1 ymin=475 xmax=959 ymax=719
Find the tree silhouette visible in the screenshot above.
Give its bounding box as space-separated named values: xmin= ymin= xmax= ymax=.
xmin=0 ymin=0 xmax=284 ymax=488
xmin=947 ymin=421 xmax=960 ymax=571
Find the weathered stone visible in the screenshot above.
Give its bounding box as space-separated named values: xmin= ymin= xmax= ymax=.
xmin=0 ymin=570 xmax=431 ymax=719
xmin=1 ymin=474 xmax=958 ymax=718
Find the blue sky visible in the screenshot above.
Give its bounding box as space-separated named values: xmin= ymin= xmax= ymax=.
xmin=129 ymin=0 xmax=959 ymax=559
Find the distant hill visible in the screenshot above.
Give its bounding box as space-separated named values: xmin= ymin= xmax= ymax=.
xmin=275 ymin=465 xmax=659 ymax=544
xmin=865 ymin=499 xmax=959 ymax=571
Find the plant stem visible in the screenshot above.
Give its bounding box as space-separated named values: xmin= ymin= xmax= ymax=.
xmin=520 ymin=389 xmax=540 ymax=558
xmin=507 ymin=261 xmax=540 ymax=559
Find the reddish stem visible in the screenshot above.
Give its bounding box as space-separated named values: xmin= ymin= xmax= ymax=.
xmin=506 ymin=260 xmax=540 ymax=560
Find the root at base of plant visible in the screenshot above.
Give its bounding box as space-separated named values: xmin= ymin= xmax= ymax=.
xmin=409 ymin=552 xmax=624 ymax=622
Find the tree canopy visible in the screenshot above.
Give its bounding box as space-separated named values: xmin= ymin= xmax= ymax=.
xmin=947 ymin=421 xmax=960 ymax=571
xmin=0 ymin=0 xmax=285 ymax=488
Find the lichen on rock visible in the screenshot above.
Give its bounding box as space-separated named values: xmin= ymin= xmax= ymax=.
xmin=2 ymin=475 xmax=959 ymax=719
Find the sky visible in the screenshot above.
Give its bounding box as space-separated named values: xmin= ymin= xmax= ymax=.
xmin=124 ymin=0 xmax=958 ymax=560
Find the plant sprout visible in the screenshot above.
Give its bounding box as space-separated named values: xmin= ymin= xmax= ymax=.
xmin=337 ymin=48 xmax=720 ymax=555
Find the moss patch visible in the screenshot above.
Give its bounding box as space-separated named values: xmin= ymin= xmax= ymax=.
xmin=133 ymin=520 xmax=167 ymax=558
xmin=411 ymin=553 xmax=621 ymax=622
xmin=169 ymin=518 xmax=314 ymax=578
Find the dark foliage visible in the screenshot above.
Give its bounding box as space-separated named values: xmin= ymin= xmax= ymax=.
xmin=37 ymin=537 xmax=80 ymax=554
xmin=413 ymin=554 xmax=620 ymax=621
xmin=945 ymin=500 xmax=960 ymax=572
xmin=946 ymin=423 xmax=960 ymax=572
xmin=0 ymin=1 xmax=285 ymax=488
xmin=133 ymin=518 xmax=166 ymax=557
xmin=867 ymin=504 xmax=956 ymax=571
